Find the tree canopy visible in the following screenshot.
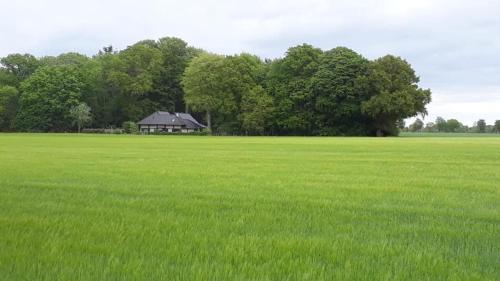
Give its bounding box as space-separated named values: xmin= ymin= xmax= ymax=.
xmin=0 ymin=36 xmax=438 ymax=135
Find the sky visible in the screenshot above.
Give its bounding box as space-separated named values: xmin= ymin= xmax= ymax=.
xmin=1 ymin=0 xmax=499 ymax=125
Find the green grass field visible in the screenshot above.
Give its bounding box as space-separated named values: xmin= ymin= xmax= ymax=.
xmin=1 ymin=134 xmax=499 ymax=281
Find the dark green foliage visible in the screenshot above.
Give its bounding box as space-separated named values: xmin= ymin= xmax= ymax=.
xmin=266 ymin=44 xmax=322 ymax=135
xmin=0 ymin=86 xmax=19 ymax=131
xmin=122 ymin=121 xmax=138 ymax=134
xmin=435 ymin=117 xmax=447 ymax=132
xmin=0 ymin=54 xmax=41 ymax=86
xmin=15 ymin=66 xmax=84 ymax=132
xmin=311 ymin=47 xmax=370 ymax=135
xmin=494 ymin=120 xmax=500 ymax=133
xmin=445 ymin=119 xmax=463 ymax=133
xmin=153 ymin=37 xmax=202 ymax=112
xmin=240 ymin=86 xmax=274 ymax=135
xmin=360 ymin=55 xmax=432 ymax=136
xmin=1 ymin=37 xmax=434 ymax=136
xmin=477 ymin=119 xmax=486 ymax=133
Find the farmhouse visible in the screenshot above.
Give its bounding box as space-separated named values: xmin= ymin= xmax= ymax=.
xmin=137 ymin=111 xmax=206 ymax=133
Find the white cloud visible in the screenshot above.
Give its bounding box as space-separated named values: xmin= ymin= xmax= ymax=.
xmin=0 ymin=0 xmax=499 ymax=124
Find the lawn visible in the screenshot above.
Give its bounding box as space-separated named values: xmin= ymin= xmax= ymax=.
xmin=0 ymin=134 xmax=499 ymax=281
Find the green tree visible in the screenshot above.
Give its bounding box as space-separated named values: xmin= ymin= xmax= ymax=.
xmin=424 ymin=122 xmax=436 ymax=132
xmin=16 ymin=66 xmax=83 ymax=131
xmin=182 ymin=53 xmax=236 ymax=132
xmin=70 ymin=102 xmax=92 ymax=133
xmin=476 ymin=119 xmax=486 ymax=133
xmin=103 ymin=44 xmax=163 ymax=123
xmin=220 ymin=53 xmax=265 ymax=133
xmin=266 ymin=44 xmax=322 ymax=135
xmin=311 ymin=47 xmax=369 ymax=135
xmin=494 ymin=120 xmax=500 ymax=133
xmin=360 ymin=55 xmax=432 ymax=136
xmin=0 ymin=54 xmax=40 ymax=86
xmin=0 ymin=86 xmax=19 ymax=131
xmin=154 ymin=37 xmax=202 ymax=112
xmin=446 ymin=119 xmax=462 ymax=133
xmin=41 ymin=53 xmax=101 ymax=127
xmin=435 ymin=117 xmax=447 ymax=132
xmin=240 ymin=86 xmax=274 ymax=135
xmin=409 ymin=118 xmax=424 ymax=132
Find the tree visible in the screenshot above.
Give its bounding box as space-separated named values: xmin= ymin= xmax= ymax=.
xmin=446 ymin=119 xmax=462 ymax=133
xmin=409 ymin=119 xmax=424 ymax=132
xmin=311 ymin=47 xmax=370 ymax=135
xmin=477 ymin=119 xmax=486 ymax=133
xmin=424 ymin=122 xmax=436 ymax=132
xmin=41 ymin=53 xmax=102 ymax=127
xmin=0 ymin=86 xmax=19 ymax=131
xmin=494 ymin=120 xmax=500 ymax=133
xmin=435 ymin=117 xmax=447 ymax=132
xmin=182 ymin=53 xmax=235 ymax=132
xmin=154 ymin=37 xmax=202 ymax=112
xmin=360 ymin=55 xmax=432 ymax=136
xmin=15 ymin=66 xmax=83 ymax=131
xmin=102 ymin=44 xmax=163 ymax=124
xmin=240 ymin=86 xmax=274 ymax=135
xmin=0 ymin=54 xmax=40 ymax=86
xmin=266 ymin=44 xmax=322 ymax=135
xmin=70 ymin=103 xmax=92 ymax=133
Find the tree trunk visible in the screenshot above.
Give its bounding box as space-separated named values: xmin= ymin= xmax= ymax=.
xmin=78 ymin=123 xmax=81 ymax=134
xmin=206 ymin=110 xmax=212 ymax=134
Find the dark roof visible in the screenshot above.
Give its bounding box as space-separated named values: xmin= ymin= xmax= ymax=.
xmin=137 ymin=111 xmax=206 ymax=128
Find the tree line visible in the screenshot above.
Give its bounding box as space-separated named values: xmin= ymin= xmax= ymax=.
xmin=407 ymin=118 xmax=500 ymax=133
xmin=0 ymin=36 xmax=433 ymax=136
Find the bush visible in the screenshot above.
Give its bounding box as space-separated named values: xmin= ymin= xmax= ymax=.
xmin=81 ymin=128 xmax=124 ymax=134
xmin=122 ymin=121 xmax=138 ymax=134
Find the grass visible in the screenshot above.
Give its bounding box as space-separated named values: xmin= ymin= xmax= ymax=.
xmin=0 ymin=134 xmax=499 ymax=281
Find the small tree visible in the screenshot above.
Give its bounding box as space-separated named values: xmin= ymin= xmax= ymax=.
xmin=477 ymin=119 xmax=486 ymax=133
xmin=409 ymin=119 xmax=424 ymax=132
xmin=70 ymin=103 xmax=92 ymax=133
xmin=494 ymin=120 xmax=500 ymax=133
xmin=435 ymin=117 xmax=447 ymax=132
xmin=446 ymin=119 xmax=461 ymax=133
xmin=122 ymin=121 xmax=138 ymax=134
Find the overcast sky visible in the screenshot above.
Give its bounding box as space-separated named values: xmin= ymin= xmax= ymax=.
xmin=1 ymin=0 xmax=499 ymax=125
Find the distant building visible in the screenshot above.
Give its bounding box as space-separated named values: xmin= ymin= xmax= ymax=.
xmin=137 ymin=111 xmax=206 ymax=133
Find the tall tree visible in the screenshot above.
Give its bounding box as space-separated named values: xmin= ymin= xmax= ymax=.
xmin=240 ymin=86 xmax=274 ymax=135
xmin=494 ymin=120 xmax=500 ymax=133
xmin=435 ymin=117 xmax=447 ymax=132
xmin=311 ymin=47 xmax=370 ymax=135
xmin=476 ymin=119 xmax=486 ymax=133
xmin=360 ymin=55 xmax=432 ymax=136
xmin=266 ymin=44 xmax=322 ymax=135
xmin=103 ymin=44 xmax=163 ymax=123
xmin=0 ymin=54 xmax=40 ymax=86
xmin=0 ymin=86 xmax=19 ymax=131
xmin=16 ymin=66 xmax=84 ymax=131
xmin=446 ymin=119 xmax=462 ymax=133
xmin=182 ymin=53 xmax=236 ymax=132
xmin=153 ymin=37 xmax=202 ymax=112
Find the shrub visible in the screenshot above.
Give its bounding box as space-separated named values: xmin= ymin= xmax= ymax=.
xmin=81 ymin=128 xmax=124 ymax=134
xmin=122 ymin=121 xmax=138 ymax=134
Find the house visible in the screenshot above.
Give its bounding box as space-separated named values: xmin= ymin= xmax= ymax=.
xmin=137 ymin=111 xmax=206 ymax=133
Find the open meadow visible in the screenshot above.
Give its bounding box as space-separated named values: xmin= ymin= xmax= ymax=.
xmin=0 ymin=134 xmax=499 ymax=281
